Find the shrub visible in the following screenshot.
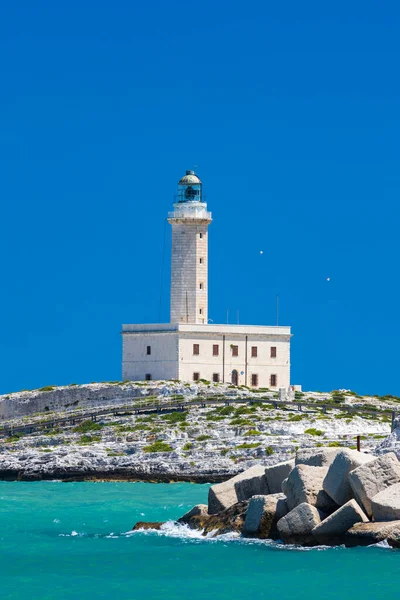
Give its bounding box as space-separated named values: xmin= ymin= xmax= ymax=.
xmin=230 ymin=418 xmax=255 ymax=427
xmin=288 ymin=414 xmax=304 ymax=422
xmin=295 ymin=391 xmax=304 ymax=400
xmin=327 ymin=441 xmax=342 ymax=447
xmin=161 ymin=411 xmax=188 ymax=424
xmin=217 ymin=406 xmax=235 ymax=416
xmin=304 ymin=428 xmax=323 ymax=436
xmin=197 ymin=434 xmax=211 ymax=441
xmin=144 ymin=441 xmax=173 ymax=453
xmin=183 ymin=442 xmax=193 ymax=451
xmin=38 ymin=386 xmax=56 ymax=392
xmin=73 ymin=420 xmax=103 ymax=433
xmin=265 ymin=446 xmax=274 ymax=456
xmin=79 ymin=434 xmax=101 ymax=444
xmin=237 ymin=442 xmax=260 ymax=449
xmin=220 ymin=448 xmax=229 ymax=456
xmin=244 ymin=429 xmax=262 ymax=436
xmin=6 ymin=432 xmax=25 ymax=442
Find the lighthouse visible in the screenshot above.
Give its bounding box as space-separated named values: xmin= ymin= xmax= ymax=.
xmin=121 ymin=169 xmax=294 ymax=390
xmin=168 ymin=170 xmax=212 ymax=324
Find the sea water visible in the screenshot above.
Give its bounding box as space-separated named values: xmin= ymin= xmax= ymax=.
xmin=0 ymin=481 xmax=398 ymax=600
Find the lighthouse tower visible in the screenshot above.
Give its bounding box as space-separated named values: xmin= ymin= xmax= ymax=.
xmin=168 ymin=170 xmax=212 ymax=324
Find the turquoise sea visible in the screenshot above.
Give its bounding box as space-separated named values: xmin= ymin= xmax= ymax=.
xmin=0 ymin=481 xmax=398 ymax=600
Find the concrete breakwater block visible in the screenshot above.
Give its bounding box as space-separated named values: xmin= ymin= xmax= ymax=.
xmin=295 ymin=447 xmax=342 ymax=468
xmin=349 ymin=453 xmax=400 ymax=518
xmin=370 ymin=483 xmax=400 ymax=521
xmin=285 ymin=464 xmax=338 ymax=512
xmin=277 ymin=502 xmax=324 ymax=546
xmin=323 ymin=449 xmax=373 ymax=506
xmin=264 ymin=460 xmax=294 ymax=494
xmin=208 ymin=465 xmax=268 ymax=514
xmin=345 ymin=521 xmax=400 ymax=548
xmin=243 ymin=493 xmax=288 ymax=539
xmin=312 ymin=499 xmax=369 ymax=545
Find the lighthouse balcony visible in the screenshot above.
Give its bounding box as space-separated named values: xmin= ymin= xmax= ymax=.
xmin=168 ymin=209 xmax=212 ymax=221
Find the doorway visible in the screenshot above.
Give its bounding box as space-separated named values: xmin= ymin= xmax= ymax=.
xmin=231 ymin=369 xmax=238 ymax=385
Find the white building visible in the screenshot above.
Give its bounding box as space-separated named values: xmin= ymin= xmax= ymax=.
xmin=122 ymin=170 xmax=292 ymax=389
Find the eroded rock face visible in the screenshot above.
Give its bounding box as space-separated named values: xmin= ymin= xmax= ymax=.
xmin=243 ymin=493 xmax=288 ymax=539
xmin=295 ymin=448 xmax=342 ymax=468
xmin=285 ymin=465 xmax=338 ymax=512
xmin=277 ymin=503 xmax=323 ymax=546
xmin=132 ymin=521 xmax=164 ymax=531
xmin=370 ymin=483 xmax=400 ymax=521
xmin=208 ymin=465 xmax=267 ymax=514
xmin=349 ymin=453 xmax=400 ymax=518
xmin=184 ymin=501 xmax=249 ymax=536
xmin=345 ymin=521 xmax=400 ymax=548
xmin=312 ymin=500 xmax=369 ymax=546
xmin=264 ymin=460 xmax=294 ymax=494
xmin=323 ymin=449 xmax=373 ymax=506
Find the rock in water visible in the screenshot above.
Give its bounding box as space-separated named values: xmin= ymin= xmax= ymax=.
xmin=264 ymin=460 xmax=294 ymax=494
xmin=243 ymin=494 xmax=288 ymax=539
xmin=312 ymin=500 xmax=369 ymax=546
xmin=178 ymin=504 xmax=208 ymax=524
xmin=285 ymin=465 xmax=338 ymax=512
xmin=132 ymin=522 xmax=164 ymax=531
xmin=184 ymin=501 xmax=249 ymax=536
xmin=349 ymin=453 xmax=400 ymax=518
xmin=323 ymin=449 xmax=373 ymax=506
xmin=345 ymin=521 xmax=400 ymax=548
xmin=277 ymin=503 xmax=323 ymax=546
xmin=370 ymin=483 xmax=400 ymax=521
xmin=208 ymin=465 xmax=267 ymax=514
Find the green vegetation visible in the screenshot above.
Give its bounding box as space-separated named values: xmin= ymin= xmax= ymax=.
xmin=161 ymin=411 xmax=188 ymax=424
xmin=143 ymin=441 xmax=173 ymax=453
xmin=230 ymin=418 xmax=255 ymax=427
xmin=6 ymin=432 xmax=26 ymax=443
xmin=237 ymin=442 xmax=261 ymax=449
xmin=220 ymin=448 xmax=230 ymax=456
xmin=330 ymin=391 xmax=345 ymax=403
xmin=288 ymin=414 xmax=305 ymax=422
xmin=197 ymin=434 xmax=211 ymax=441
xmin=73 ymin=420 xmax=103 ymax=433
xmin=79 ymin=434 xmax=101 ymax=444
xmin=183 ymin=442 xmax=193 ymax=451
xmin=304 ymin=428 xmax=324 ymax=436
xmin=295 ymin=391 xmax=304 ymax=400
xmin=38 ymin=386 xmax=56 ymax=392
xmin=265 ymin=446 xmax=274 ymax=456
xmin=327 ymin=441 xmax=342 ymax=447
xmin=244 ymin=429 xmax=262 ymax=436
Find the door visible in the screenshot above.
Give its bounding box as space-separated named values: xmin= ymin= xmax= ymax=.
xmin=231 ymin=369 xmax=238 ymax=385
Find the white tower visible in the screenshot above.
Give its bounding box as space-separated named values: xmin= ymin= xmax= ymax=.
xmin=168 ymin=170 xmax=212 ymax=324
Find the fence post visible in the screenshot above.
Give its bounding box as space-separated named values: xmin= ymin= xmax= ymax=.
xmin=357 ymin=435 xmax=361 ymax=452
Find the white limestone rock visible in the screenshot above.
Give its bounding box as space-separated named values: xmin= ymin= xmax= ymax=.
xmin=264 ymin=460 xmax=294 ymax=494
xmin=345 ymin=521 xmax=400 ymax=548
xmin=349 ymin=453 xmax=400 ymax=518
xmin=277 ymin=502 xmax=323 ymax=546
xmin=208 ymin=465 xmax=268 ymax=514
xmin=243 ymin=493 xmax=288 ymax=539
xmin=295 ymin=447 xmax=342 ymax=467
xmin=371 ymin=483 xmax=400 ymax=521
xmin=312 ymin=500 xmax=369 ymax=545
xmin=322 ymin=449 xmax=373 ymax=506
xmin=285 ymin=464 xmax=338 ymax=512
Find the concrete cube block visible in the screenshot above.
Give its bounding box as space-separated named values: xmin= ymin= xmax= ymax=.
xmin=277 ymin=502 xmax=323 ymax=546
xmin=208 ymin=465 xmax=268 ymax=514
xmin=243 ymin=493 xmax=288 ymax=539
xmin=312 ymin=500 xmax=369 ymax=545
xmin=323 ymin=449 xmax=373 ymax=506
xmin=371 ymin=483 xmax=400 ymax=521
xmin=285 ymin=464 xmax=338 ymax=512
xmin=295 ymin=447 xmax=342 ymax=467
xmin=349 ymin=452 xmax=400 ymax=518
xmin=264 ymin=460 xmax=294 ymax=494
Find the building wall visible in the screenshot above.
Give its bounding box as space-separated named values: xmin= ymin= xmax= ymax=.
xmin=169 ymin=220 xmax=210 ymax=324
xmin=122 ymin=331 xmax=179 ymax=381
xmin=178 ymin=332 xmax=290 ymax=388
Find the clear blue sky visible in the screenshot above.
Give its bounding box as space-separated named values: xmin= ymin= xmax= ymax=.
xmin=1 ymin=1 xmax=399 ymax=396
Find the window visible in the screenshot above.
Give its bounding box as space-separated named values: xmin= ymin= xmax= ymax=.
xmin=193 ymin=372 xmax=200 ymax=381
xmin=199 ymin=257 xmax=204 ymax=264
xmin=251 ymin=374 xmax=259 ymax=387
xmin=212 ymin=344 xmax=219 ymax=356
xmin=146 ymin=345 xmax=151 ymax=355
xmin=199 ymin=308 xmax=203 ymax=315
xmin=271 ymin=346 xmax=277 ymax=358
xmin=231 ymin=345 xmax=238 ymax=357
xmin=145 ymin=373 xmax=152 ymax=381
xmin=193 ymin=344 xmax=200 ymax=355
xmin=199 ymin=282 xmax=204 ymax=290
xmin=212 ymin=373 xmax=220 ymax=383
xmin=199 ymin=233 xmax=203 ymax=239
xmin=251 ymin=346 xmax=257 ymax=358
xmin=270 ymin=374 xmax=277 ymax=387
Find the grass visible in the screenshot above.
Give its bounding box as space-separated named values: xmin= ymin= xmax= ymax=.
xmin=143 ymin=441 xmax=173 ymax=453
xmin=38 ymin=386 xmax=56 ymax=392
xmin=73 ymin=420 xmax=103 ymax=433
xmin=6 ymin=432 xmax=26 ymax=442
xmin=327 ymin=441 xmax=343 ymax=447
xmin=265 ymin=446 xmax=274 ymax=456
xmin=237 ymin=442 xmax=260 ymax=449
xmin=244 ymin=429 xmax=262 ymax=436
xmin=288 ymin=414 xmax=305 ymax=422
xmin=197 ymin=434 xmax=211 ymax=441
xmin=183 ymin=442 xmax=193 ymax=450
xmin=230 ymin=418 xmax=255 ymax=427
xmin=304 ymin=428 xmax=324 ymax=436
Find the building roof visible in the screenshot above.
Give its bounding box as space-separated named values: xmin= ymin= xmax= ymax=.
xmin=178 ymin=170 xmax=202 ymax=185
